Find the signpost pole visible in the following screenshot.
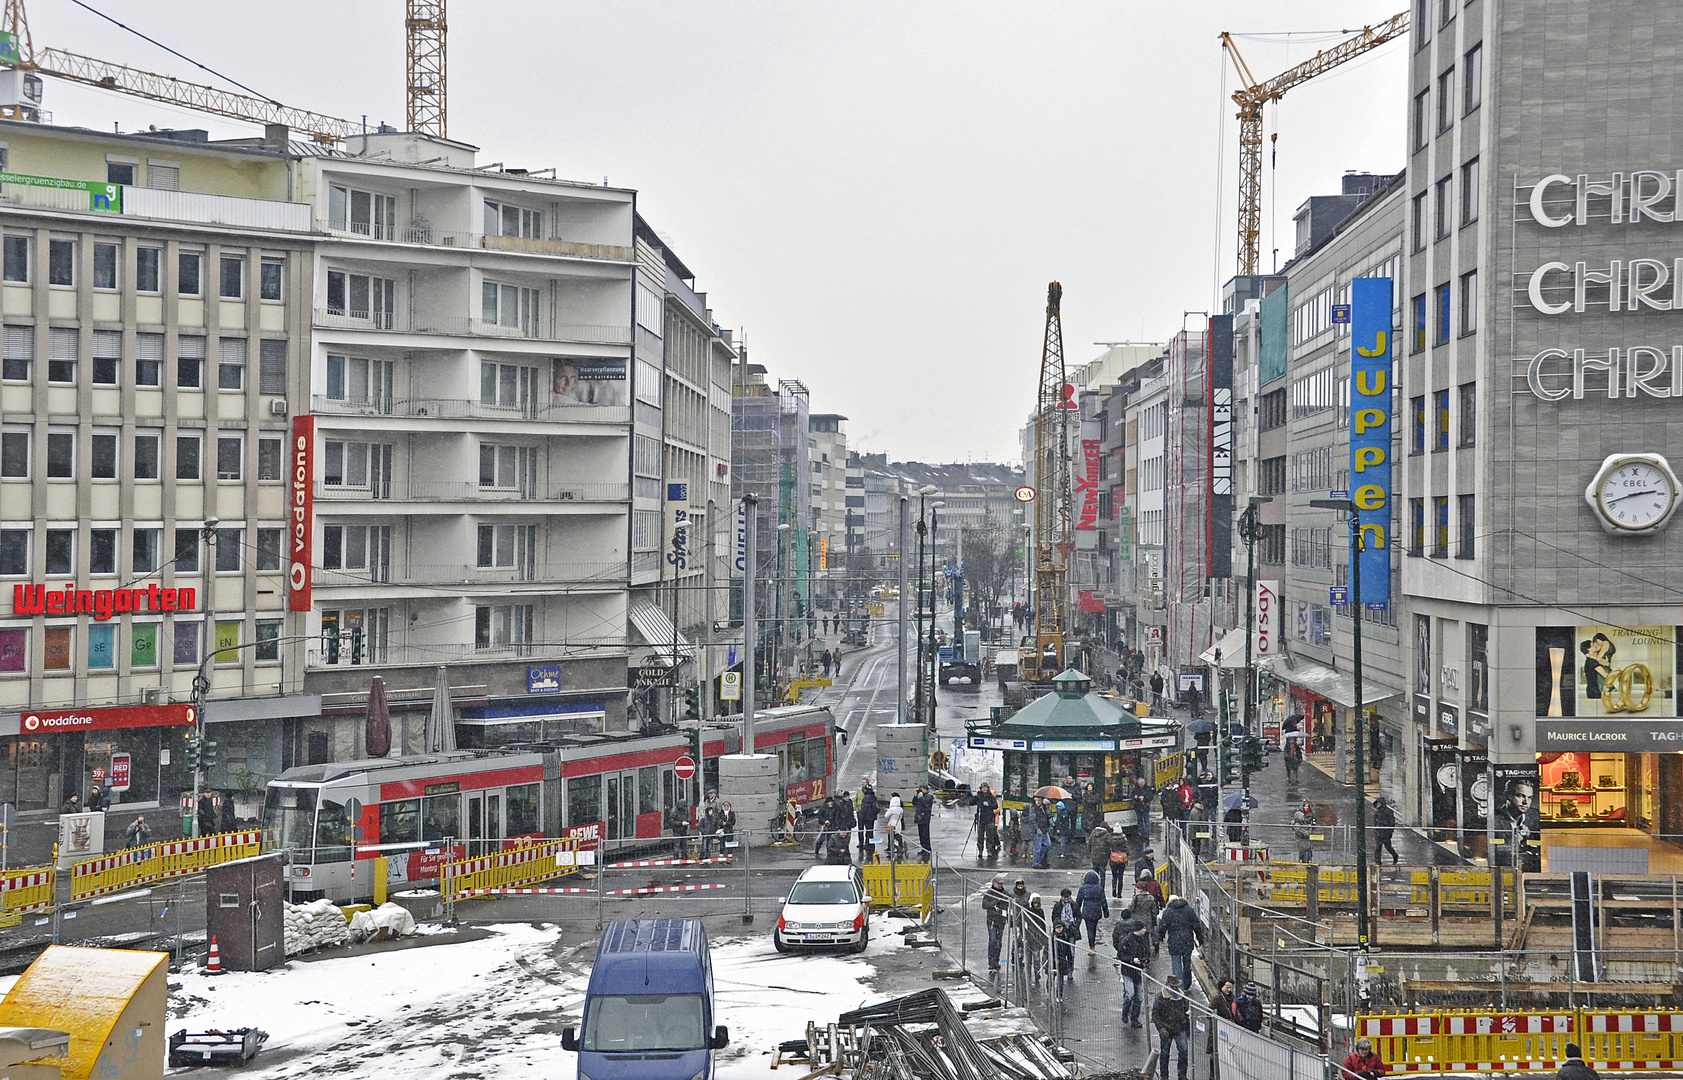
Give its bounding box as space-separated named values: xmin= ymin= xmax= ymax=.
xmin=743 ymin=495 xmax=759 ymax=756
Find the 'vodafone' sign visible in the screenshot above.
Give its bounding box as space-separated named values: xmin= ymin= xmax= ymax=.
xmin=21 ymin=703 xmax=195 ymax=734
xmin=289 ymin=415 xmax=315 ymax=614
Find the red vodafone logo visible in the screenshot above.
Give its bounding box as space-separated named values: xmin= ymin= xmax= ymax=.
xmin=23 ymin=715 xmax=39 ymax=732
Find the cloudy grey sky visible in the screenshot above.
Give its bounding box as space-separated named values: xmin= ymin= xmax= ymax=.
xmin=38 ymin=1 xmax=1407 ymax=463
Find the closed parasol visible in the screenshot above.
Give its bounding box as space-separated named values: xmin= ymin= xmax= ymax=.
xmin=366 ymin=675 xmax=391 ymax=757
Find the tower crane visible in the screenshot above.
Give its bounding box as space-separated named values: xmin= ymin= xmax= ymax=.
xmin=1021 ymin=281 xmax=1072 ymax=686
xmin=1220 ymin=10 xmax=1409 ymax=275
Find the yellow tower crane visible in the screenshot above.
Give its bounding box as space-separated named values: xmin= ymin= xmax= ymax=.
xmin=1221 ymin=11 xmax=1409 ymax=276
xmin=405 ymin=0 xmax=446 ymax=138
xmin=1021 ymin=281 xmax=1072 ymax=686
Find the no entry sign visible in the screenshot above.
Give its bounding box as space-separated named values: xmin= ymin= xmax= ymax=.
xmin=673 ymin=755 xmax=697 ymax=781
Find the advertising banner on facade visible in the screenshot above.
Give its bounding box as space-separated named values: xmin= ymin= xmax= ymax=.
xmin=552 ymin=359 xmax=629 ymax=405
xmin=1424 ymin=737 xmax=1459 ymax=839
xmin=1536 ymin=625 xmax=1679 ymax=717
xmin=1209 ymin=314 xmax=1234 ymax=579
xmin=1492 ymin=763 xmax=1542 ymax=872
xmin=734 ymin=500 xmax=748 ymax=579
xmin=664 ymin=482 xmax=690 ymax=579
xmin=1458 ymin=747 xmax=1489 ymax=856
xmin=1348 ymin=277 xmax=1392 ymax=606
xmin=1253 ymin=580 xmax=1278 ymax=658
xmin=1075 ymin=420 xmax=1101 ymax=550
xmin=289 ymin=416 xmax=314 ymax=613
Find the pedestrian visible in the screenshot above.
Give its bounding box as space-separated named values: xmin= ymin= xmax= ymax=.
xmin=1080 ymin=781 xmax=1102 ymax=835
xmin=720 ymin=801 xmax=738 ymax=850
xmin=833 ymin=647 xmax=844 ymax=676
xmin=973 ymin=783 xmax=1000 ymax=859
xmin=198 ymin=793 xmax=216 ymax=834
xmin=1025 ymin=893 xmax=1047 ymax=975
xmin=813 ymin=795 xmax=837 ymax=857
xmin=1293 ymin=801 xmax=1318 ymax=863
xmin=1176 ymin=776 xmax=1197 ymax=822
xmin=1156 ymin=892 xmax=1205 ymax=986
xmin=1138 ymin=846 xmax=1158 ymax=885
xmin=59 ymin=793 xmax=80 ymax=816
xmin=857 ymin=779 xmax=880 ymax=854
xmin=1087 ymin=821 xmax=1114 ymax=892
xmin=700 ymin=805 xmax=723 ymax=858
xmin=1052 ymin=799 xmax=1076 ymax=858
xmin=1153 ymin=975 xmax=1191 ymax=1080
xmin=1133 ymin=775 xmax=1152 ymax=843
xmin=1129 ymin=875 xmax=1161 ymax=955
xmin=1186 ymin=804 xmax=1210 ymax=861
xmin=1112 ymin=918 xmax=1151 ymax=1027
xmin=1050 ymin=888 xmax=1079 ymax=982
xmin=1030 ymin=795 xmax=1053 ymax=868
xmin=1109 ymin=837 xmax=1131 ymax=898
xmin=883 ymin=793 xmax=905 ymax=860
xmin=1284 ymin=734 xmax=1302 ymax=782
xmin=1340 ymin=1036 xmax=1387 ymax=1080
xmin=87 ymin=784 xmax=104 ymax=813
xmin=1149 ymin=671 xmax=1166 ymax=710
xmin=220 ymin=795 xmax=237 ymax=832
xmin=1373 ymin=797 xmax=1400 ymax=865
xmin=1076 ymin=868 xmax=1109 ymax=952
xmin=125 ymin=815 xmax=151 ymax=849
xmin=1555 ymin=1042 xmax=1597 ymax=1080
xmin=1236 ymin=982 xmax=1265 ymax=1032
xmin=1223 ymin=802 xmax=1246 ymax=846
xmin=665 ymin=802 xmax=690 ymax=856
xmin=1211 ymin=978 xmax=1241 ymax=1024
xmin=912 ymin=784 xmax=934 ymax=861
xmin=830 ymin=792 xmax=856 ymax=860
xmin=821 ymin=649 xmax=833 ymax=677
xmin=983 ymin=874 xmax=1011 ymax=975
xmin=1011 ymin=875 xmax=1031 ymax=909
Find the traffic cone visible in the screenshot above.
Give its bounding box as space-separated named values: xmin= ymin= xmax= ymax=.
xmin=206 ymin=934 xmax=223 ymax=975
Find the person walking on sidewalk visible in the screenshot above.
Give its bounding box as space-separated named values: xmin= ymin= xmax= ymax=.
xmin=973 ymin=783 xmax=1000 ymax=859
xmin=883 ymin=793 xmax=906 ymax=861
xmin=1293 ymin=801 xmax=1318 ymax=863
xmin=1029 ymin=795 xmax=1053 ymax=868
xmin=1236 ymin=982 xmax=1265 ymax=1032
xmin=1211 ymin=978 xmax=1241 ymax=1024
xmin=1284 ymin=734 xmax=1303 ymax=784
xmin=1050 ymin=889 xmax=1079 ymax=984
xmin=1129 ymin=875 xmax=1160 ymax=956
xmin=1373 ymin=797 xmax=1401 ymax=865
xmin=1153 ymin=975 xmax=1192 ymax=1080
xmin=857 ymin=780 xmax=880 ymax=854
xmin=1113 ymin=918 xmax=1151 ymax=1027
xmin=1087 ymin=821 xmax=1115 ymax=892
xmin=1076 ymin=869 xmax=1109 ymax=952
xmin=1157 ymin=893 xmax=1205 ymax=986
xmin=1555 ymin=1042 xmax=1597 ymax=1080
xmin=1149 ymin=671 xmax=1166 ymax=711
xmin=983 ymin=874 xmax=1011 ymax=976
xmin=830 ymin=791 xmax=856 ymax=860
xmin=1133 ymin=774 xmax=1152 ymax=843
xmin=912 ymin=785 xmax=934 ymax=861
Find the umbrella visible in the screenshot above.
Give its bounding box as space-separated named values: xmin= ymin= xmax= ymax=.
xmin=366 ymin=675 xmax=391 ymax=757
xmin=1282 ymin=730 xmax=1312 ymax=742
xmin=1183 ymin=717 xmax=1217 ymax=737
xmin=425 ymin=665 xmax=457 ymax=753
xmin=1222 ymin=792 xmax=1260 ymax=811
xmin=1032 ymin=785 xmax=1074 ymax=801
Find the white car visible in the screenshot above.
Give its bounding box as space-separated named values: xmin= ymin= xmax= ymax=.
xmin=774 ymin=865 xmax=871 ymax=954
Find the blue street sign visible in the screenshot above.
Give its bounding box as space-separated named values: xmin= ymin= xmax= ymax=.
xmin=1331 ymin=489 xmax=1349 ymax=499
xmin=1332 ymin=304 xmax=1351 ymax=324
xmin=1330 ymin=587 xmax=1349 ymax=606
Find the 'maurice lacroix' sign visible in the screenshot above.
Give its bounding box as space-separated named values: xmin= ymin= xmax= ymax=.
xmin=21 ymin=703 xmax=195 ymax=733
xmin=12 ymin=583 xmax=196 ymax=620
xmin=290 ymin=415 xmax=314 ymax=613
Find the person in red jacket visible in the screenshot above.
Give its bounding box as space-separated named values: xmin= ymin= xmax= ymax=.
xmin=1341 ymin=1038 xmax=1387 ymax=1080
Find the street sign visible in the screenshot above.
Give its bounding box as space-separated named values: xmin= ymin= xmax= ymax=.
xmin=1330 ymin=586 xmax=1349 ymax=606
xmin=1013 ymin=485 xmax=1035 ymax=503
xmin=635 ymin=665 xmax=673 ymax=687
xmin=1330 ymin=489 xmax=1349 ymax=499
xmin=720 ymin=670 xmax=742 ymax=701
xmin=1331 ymin=304 xmax=1351 ymax=324
xmin=673 ymin=755 xmax=697 ymax=781
xmin=1146 ymin=626 xmax=1163 ymax=644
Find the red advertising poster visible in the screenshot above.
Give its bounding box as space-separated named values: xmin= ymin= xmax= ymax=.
xmin=562 ymin=821 xmax=604 ymax=850
xmin=21 ymin=703 xmax=195 ymax=733
xmin=109 ymin=753 xmax=132 ymax=792
xmin=289 ymin=415 xmax=314 ymax=613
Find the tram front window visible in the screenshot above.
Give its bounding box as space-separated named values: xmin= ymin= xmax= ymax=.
xmin=314 ymin=798 xmax=354 ymax=864
xmin=262 ymin=785 xmax=317 ymax=853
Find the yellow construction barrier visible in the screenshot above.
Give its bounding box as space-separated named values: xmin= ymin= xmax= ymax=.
xmin=1266 ymin=867 xmax=1511 ymax=909
xmin=0 ymin=865 xmax=54 ymax=915
xmin=862 ymin=860 xmax=931 ymax=919
xmin=70 ymin=829 xmax=259 ymax=901
xmin=441 ymin=838 xmax=582 ymax=901
xmin=1359 ymin=1009 xmax=1683 ymax=1074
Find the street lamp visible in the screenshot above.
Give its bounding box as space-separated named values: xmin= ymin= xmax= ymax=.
xmin=189 ymin=518 xmax=218 ymax=838
xmin=912 ymin=487 xmax=937 ymax=727
xmin=926 ymin=501 xmax=944 ymax=726
xmin=775 ymin=523 xmax=792 ymax=695
xmin=1311 ymin=495 xmax=1370 ymax=951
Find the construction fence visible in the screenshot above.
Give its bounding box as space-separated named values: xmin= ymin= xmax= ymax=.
xmin=0 ymin=865 xmax=54 ymax=915
xmin=69 ymin=829 xmax=260 ymax=902
xmin=1361 ymin=1009 xmax=1683 ymax=1075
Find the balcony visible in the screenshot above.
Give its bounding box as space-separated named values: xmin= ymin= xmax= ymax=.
xmin=313 ymin=480 xmax=629 ymax=504
xmin=312 ymin=308 xmax=632 ymax=345
xmin=0 ymin=182 xmax=312 ymax=232
xmin=305 ymin=637 xmax=623 ymax=670
xmin=311 ymin=561 xmax=626 ymax=588
xmin=310 ymin=395 xmax=630 ymax=426
xmin=320 ymin=221 xmax=633 ymax=262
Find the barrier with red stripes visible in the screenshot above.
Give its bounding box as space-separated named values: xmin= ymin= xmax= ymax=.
xmin=604 ymin=856 xmax=734 ymax=869
xmin=607 ymin=883 xmax=731 ymax=896
xmin=462 ymin=886 xmax=593 ymax=897
xmin=441 ymin=838 xmax=583 ymax=902
xmin=70 ymin=829 xmax=260 ymax=901
xmin=0 ymin=866 xmax=55 ymax=915
xmin=1361 ymin=1010 xmax=1683 ymax=1074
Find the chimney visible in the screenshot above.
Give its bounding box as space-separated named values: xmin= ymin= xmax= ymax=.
xmin=264 ymin=123 xmax=290 ymax=149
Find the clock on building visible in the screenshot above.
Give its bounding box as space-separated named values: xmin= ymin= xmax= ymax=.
xmin=1584 ymin=453 xmax=1681 ymax=535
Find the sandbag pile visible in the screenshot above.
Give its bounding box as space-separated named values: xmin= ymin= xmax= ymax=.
xmin=283 ymin=898 xmax=351 ymax=955
xmin=348 ymin=902 xmax=418 ymax=942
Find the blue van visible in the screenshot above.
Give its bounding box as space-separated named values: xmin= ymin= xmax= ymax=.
xmin=562 ymin=918 xmax=728 ymax=1080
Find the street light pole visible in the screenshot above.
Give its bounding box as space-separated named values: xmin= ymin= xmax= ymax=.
xmin=927 ymin=503 xmax=941 ymax=725
xmin=914 ymin=507 xmax=927 ymax=727
xmin=189 ymin=518 xmax=219 ymax=838
xmin=897 ymin=495 xmax=910 ymax=724
xmin=1312 ymin=496 xmax=1368 ymax=950
xmin=742 ymin=494 xmax=759 ymax=756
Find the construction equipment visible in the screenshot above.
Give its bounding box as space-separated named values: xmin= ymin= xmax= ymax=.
xmin=1019 ymin=283 xmax=1071 ymax=687
xmin=1220 ymin=11 xmax=1409 ymax=275
xmin=405 ymin=1 xmax=447 ymax=138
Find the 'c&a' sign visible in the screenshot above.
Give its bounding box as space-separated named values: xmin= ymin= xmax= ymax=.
xmin=1350 ymin=278 xmax=1392 ymax=607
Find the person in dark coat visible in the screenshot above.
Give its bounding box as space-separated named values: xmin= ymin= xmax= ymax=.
xmin=1080 ymin=781 xmax=1103 ymax=835
xmin=699 ymin=806 xmax=723 ymax=858
xmin=973 ymin=783 xmax=1000 ymax=859
xmin=1555 ymin=1043 xmax=1598 ymax=1080
xmin=1211 ymin=978 xmax=1241 ymax=1024
xmin=125 ymin=815 xmax=152 ymax=849
xmin=197 ymin=793 xmax=216 ymax=835
xmin=1029 ymin=796 xmax=1053 ymax=868
xmin=830 ymin=793 xmax=856 ymax=860
xmin=814 ymin=795 xmax=838 ymax=856
xmin=219 ymin=796 xmax=237 ymax=833
xmin=1050 ymin=889 xmax=1079 ymax=981
xmin=1156 ymin=894 xmax=1206 ymax=987
xmin=1052 ymin=799 xmax=1076 ymax=858
xmin=1075 ymin=869 xmax=1109 ymax=951
xmin=1237 ymin=982 xmax=1265 ymax=1032
xmin=1373 ymin=796 xmax=1400 ymax=865
xmin=1087 ymin=822 xmax=1114 ymax=891
xmin=912 ymin=785 xmax=934 ymax=861
xmin=982 ymin=874 xmax=1011 ymax=974
xmin=1112 ymin=918 xmax=1150 ymax=1027
xmin=857 ymin=780 xmax=880 ymax=853
xmin=1153 ymin=975 xmax=1191 ymax=1080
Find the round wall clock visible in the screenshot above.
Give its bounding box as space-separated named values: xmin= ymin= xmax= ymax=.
xmin=1584 ymin=453 xmax=1681 ymax=535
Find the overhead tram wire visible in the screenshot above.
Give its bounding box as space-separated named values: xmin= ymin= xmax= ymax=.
xmin=67 ymin=0 xmax=281 ymax=103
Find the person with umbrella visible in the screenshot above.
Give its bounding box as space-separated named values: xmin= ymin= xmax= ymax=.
xmin=1284 ymin=730 xmax=1306 ymax=784
xmin=1028 ymin=793 xmax=1054 ymax=868
xmin=1222 ymin=791 xmax=1258 ymax=846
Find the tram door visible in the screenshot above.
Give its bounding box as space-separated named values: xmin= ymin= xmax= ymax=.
xmin=605 ymin=771 xmax=637 ymax=841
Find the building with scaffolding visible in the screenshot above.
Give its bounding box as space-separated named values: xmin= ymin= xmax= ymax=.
xmin=731 ymin=367 xmax=811 ymax=688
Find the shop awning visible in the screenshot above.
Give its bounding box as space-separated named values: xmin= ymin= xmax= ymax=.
xmin=1258 ymin=655 xmax=1402 ymax=710
xmin=630 ymin=600 xmax=695 ymax=665
xmin=1198 ymin=627 xmax=1248 ymax=670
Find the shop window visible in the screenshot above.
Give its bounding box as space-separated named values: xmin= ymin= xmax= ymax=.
xmin=87 ymin=624 xmax=114 ymax=669
xmin=1468 ymin=623 xmax=1488 ymax=712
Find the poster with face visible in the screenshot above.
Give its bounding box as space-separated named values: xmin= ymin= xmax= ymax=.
xmin=552 ymin=358 xmax=629 ymax=406
xmin=1425 ymin=738 xmax=1458 ymax=837
xmin=1492 ymin=763 xmax=1542 ymax=872
xmin=1573 ymin=625 xmax=1674 ymax=718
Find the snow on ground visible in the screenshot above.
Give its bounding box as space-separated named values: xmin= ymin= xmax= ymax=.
xmin=166 ymin=916 xmax=921 ymax=1079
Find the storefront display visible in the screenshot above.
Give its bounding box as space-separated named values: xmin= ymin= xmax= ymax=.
xmin=0 ymin=704 xmax=192 ymax=812
xmin=1539 ymin=751 xmax=1629 ymax=827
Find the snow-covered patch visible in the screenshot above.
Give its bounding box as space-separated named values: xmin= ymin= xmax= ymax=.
xmin=166 ymin=916 xmax=923 ymax=1078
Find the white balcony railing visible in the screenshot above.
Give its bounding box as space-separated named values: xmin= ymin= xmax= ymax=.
xmin=314 ymin=481 xmax=628 ymax=504
xmin=313 ymin=307 xmax=632 ymax=345
xmin=312 ymin=561 xmax=626 ymax=588
xmin=320 ymin=221 xmax=633 ymax=262
xmin=306 ymin=637 xmax=623 ymax=670
xmin=310 ymin=394 xmax=631 ymax=425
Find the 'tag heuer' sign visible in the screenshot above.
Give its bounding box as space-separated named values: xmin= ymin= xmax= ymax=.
xmin=21 ymin=703 xmax=196 ymax=733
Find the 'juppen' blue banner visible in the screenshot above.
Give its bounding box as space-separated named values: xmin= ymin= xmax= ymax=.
xmin=1349 ymin=277 xmax=1392 ymax=607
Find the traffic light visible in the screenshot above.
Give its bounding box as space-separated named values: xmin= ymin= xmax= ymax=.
xmin=1241 ymin=735 xmax=1268 ymax=773
xmin=683 ymin=685 xmax=700 ymax=720
xmin=1222 ymin=741 xmax=1241 ymax=784
xmin=201 ymin=739 xmax=219 ymax=773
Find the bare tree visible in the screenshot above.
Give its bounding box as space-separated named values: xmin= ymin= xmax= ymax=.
xmin=958 ymin=515 xmax=1014 ymax=637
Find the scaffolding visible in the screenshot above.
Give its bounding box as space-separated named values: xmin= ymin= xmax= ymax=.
xmin=1165 ymin=328 xmax=1211 ymax=672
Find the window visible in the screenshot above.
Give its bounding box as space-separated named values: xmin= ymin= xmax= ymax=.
xmin=1259 ymin=389 xmax=1287 ymax=430
xmin=319 ymin=607 xmax=388 ymax=665
xmin=480 ymin=362 xmax=539 ymax=411
xmin=2 ymin=235 xmax=26 ymax=283
xmin=1460 ymin=270 xmax=1478 ymax=336
xmin=178 ymin=335 xmax=205 ymax=388
xmin=1434 ymin=389 xmax=1450 ymax=451
xmin=136 ymin=246 xmax=160 ymax=292
xmin=475 ymin=603 xmax=534 ymax=652
xmin=1289 ymin=367 xmax=1335 ymax=419
xmin=1411 ymin=396 xmax=1425 ymax=454
xmin=215 ymin=528 xmax=242 ymax=572
xmin=257 ymin=339 xmax=287 ymax=395
xmin=173 ymin=622 xmax=198 ymax=666
xmin=132 ymin=528 xmax=160 ymax=574
xmin=1410 ymin=499 xmax=1425 ymax=555
xmin=478 ymin=443 xmax=536 ymax=494
xmin=1412 ymin=294 xmax=1427 ymax=353
xmin=1415 ymin=0 xmax=1431 ymax=45
xmin=258 ymin=437 xmax=283 ymax=480
xmin=216 ymin=435 xmax=243 ymax=480
xmin=476 ymin=523 xmax=536 ymax=574
xmin=325 ymin=270 xmax=395 ymax=327
xmin=1433 ymin=496 xmax=1450 ymax=556
xmin=255 ymin=528 xmax=283 ymax=571
xmin=146 ymin=161 xmax=179 ymax=191
xmin=43 ymin=627 xmax=70 ymax=671
xmin=328 ymin=186 xmax=396 ymax=239
xmin=255 ymin=619 xmax=282 ymax=661
xmin=47 ymin=239 xmax=72 ymax=286
xmin=320 ymin=524 xmax=391 ymax=579
xmin=260 ymin=259 xmax=283 ymax=301
xmin=1435 ymin=283 xmax=1451 ymax=344
xmin=323 ymin=440 xmax=391 ymax=496
xmin=1457 ymin=494 xmax=1475 ymax=557
xmin=1258 ymin=524 xmax=1285 ymax=565
xmin=90 ymin=433 xmax=117 ymax=479
xmin=44 ymin=528 xmax=73 ymax=575
xmin=1 ymin=430 xmax=26 ymax=477
xmin=86 ymin=625 xmax=118 ymax=668
xmin=1437 ymin=68 xmax=1455 ymax=132
xmin=1412 ymin=89 xmax=1430 ymax=151
xmin=484 ymin=200 xmax=541 ymax=239
xmin=47 ymin=327 xmax=76 ymax=383
xmin=173 ymin=528 xmax=200 ymax=573
xmin=1440 ymin=0 xmax=1455 ymax=26
xmin=1460 ymin=157 xmax=1480 ymax=225
xmin=176 ymin=435 xmax=201 ymax=481
xmin=1434 ymin=175 xmax=1452 ymax=239
xmin=135 ymin=332 xmax=162 ymax=386
xmin=46 ymin=431 xmax=73 ymax=478
xmin=1258 ymin=456 xmax=1286 ymax=496
xmin=1411 ymin=191 xmax=1427 ymax=251
xmin=133 ymin=433 xmax=160 ymax=480
xmin=218 ymin=338 xmax=246 ymax=390
xmin=106 ymin=160 xmax=135 ymax=186
xmin=481 ymin=281 xmax=541 ymax=336
xmin=0 ymin=325 xmax=27 ymax=380
xmin=130 ymin=624 xmax=158 ymax=667
xmin=325 ymin=354 xmax=392 ymax=406
xmin=88 ymin=529 xmax=116 ymax=575
xmin=178 ymin=250 xmax=202 ymax=296
xmin=219 ymin=255 xmax=243 ymax=299
xmin=92 ymin=329 xmax=119 ymax=386
xmin=1463 ymin=44 xmax=1482 ymax=113
xmin=92 ymin=242 xmax=118 ymax=290
xmin=0 ymin=530 xmax=26 ymax=575
xmin=1458 ymin=382 xmax=1476 ymax=447
xmin=1468 ymin=623 xmax=1489 ymax=711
